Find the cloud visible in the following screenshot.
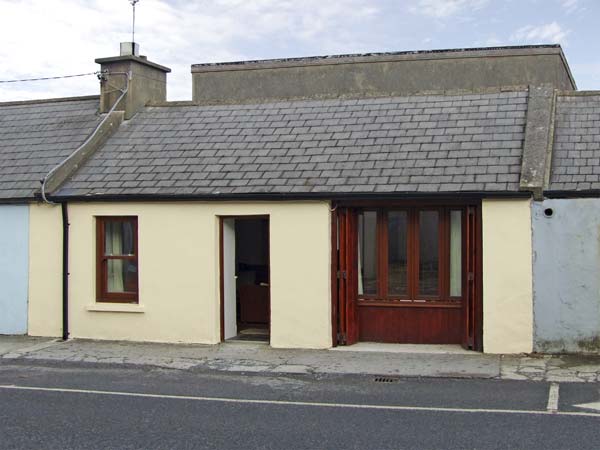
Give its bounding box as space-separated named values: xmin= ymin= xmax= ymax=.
xmin=0 ymin=0 xmax=381 ymax=102
xmin=410 ymin=0 xmax=489 ymax=18
xmin=510 ymin=22 xmax=570 ymax=44
xmin=478 ymin=36 xmax=504 ymax=47
xmin=559 ymin=0 xmax=580 ymax=13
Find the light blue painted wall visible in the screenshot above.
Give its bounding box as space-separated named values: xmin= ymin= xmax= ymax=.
xmin=533 ymin=199 xmax=600 ymax=353
xmin=0 ymin=205 xmax=29 ymax=334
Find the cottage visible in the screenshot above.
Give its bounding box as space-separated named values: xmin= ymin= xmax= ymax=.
xmin=15 ymin=43 xmax=598 ymax=354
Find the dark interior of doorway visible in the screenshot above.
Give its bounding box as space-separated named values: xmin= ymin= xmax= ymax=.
xmin=229 ymin=218 xmax=270 ymax=342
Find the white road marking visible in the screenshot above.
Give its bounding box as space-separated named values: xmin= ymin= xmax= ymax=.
xmin=0 ymin=384 xmax=599 ymax=418
xmin=574 ymin=402 xmax=600 ymax=412
xmin=546 ymin=383 xmax=560 ymax=412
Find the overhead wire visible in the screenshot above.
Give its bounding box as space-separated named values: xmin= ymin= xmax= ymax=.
xmin=0 ymin=72 xmax=99 ymax=84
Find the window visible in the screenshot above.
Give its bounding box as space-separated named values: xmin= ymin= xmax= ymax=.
xmin=357 ymin=208 xmax=463 ymax=303
xmin=96 ymin=217 xmax=138 ymax=303
xmin=358 ymin=211 xmax=378 ymax=295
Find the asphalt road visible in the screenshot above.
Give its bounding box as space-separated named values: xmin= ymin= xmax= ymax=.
xmin=0 ymin=360 xmax=599 ymax=450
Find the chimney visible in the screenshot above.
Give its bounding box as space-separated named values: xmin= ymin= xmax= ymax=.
xmin=96 ymin=43 xmax=171 ymax=120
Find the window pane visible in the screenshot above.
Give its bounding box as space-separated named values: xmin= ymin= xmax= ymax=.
xmin=105 ymin=221 xmax=135 ymax=256
xmin=388 ymin=211 xmax=408 ymax=296
xmin=358 ymin=211 xmax=377 ymax=295
xmin=450 ymin=210 xmax=462 ymax=297
xmin=419 ymin=211 xmax=439 ymax=296
xmin=107 ymin=259 xmax=138 ymax=293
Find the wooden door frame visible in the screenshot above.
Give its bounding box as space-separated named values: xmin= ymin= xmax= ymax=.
xmin=331 ymin=200 xmax=483 ymax=351
xmin=332 ymin=207 xmax=359 ymax=346
xmin=219 ymin=215 xmax=271 ymax=342
xmin=331 ymin=207 xmax=339 ymax=346
xmin=473 ymin=206 xmax=484 ymax=351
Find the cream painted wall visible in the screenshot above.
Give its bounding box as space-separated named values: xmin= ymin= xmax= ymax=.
xmin=482 ymin=198 xmax=533 ymax=354
xmin=63 ymin=201 xmax=331 ymax=348
xmin=28 ymin=203 xmax=63 ymax=337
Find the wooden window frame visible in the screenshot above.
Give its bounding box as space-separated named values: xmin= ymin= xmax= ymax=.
xmin=357 ymin=207 xmax=464 ymax=306
xmin=96 ymin=216 xmax=139 ymax=304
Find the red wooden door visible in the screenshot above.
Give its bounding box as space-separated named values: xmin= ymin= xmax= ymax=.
xmin=462 ymin=205 xmax=482 ymax=351
xmin=336 ymin=208 xmax=358 ymax=345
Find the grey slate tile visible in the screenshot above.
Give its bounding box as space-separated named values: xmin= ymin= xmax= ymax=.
xmin=549 ymin=94 xmax=600 ymax=191
xmin=50 ymin=91 xmax=532 ymax=197
xmin=0 ymin=97 xmax=102 ymax=199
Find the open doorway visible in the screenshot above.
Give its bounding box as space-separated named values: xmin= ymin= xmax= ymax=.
xmin=220 ymin=216 xmax=270 ymax=343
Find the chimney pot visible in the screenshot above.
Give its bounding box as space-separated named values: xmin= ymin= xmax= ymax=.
xmin=120 ymin=42 xmax=140 ymax=57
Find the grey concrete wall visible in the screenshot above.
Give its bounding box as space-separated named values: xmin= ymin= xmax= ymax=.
xmin=532 ymin=199 xmax=600 ymax=353
xmin=192 ymin=49 xmax=575 ymax=104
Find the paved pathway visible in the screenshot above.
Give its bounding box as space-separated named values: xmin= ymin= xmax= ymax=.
xmin=1 ymin=336 xmax=599 ymax=382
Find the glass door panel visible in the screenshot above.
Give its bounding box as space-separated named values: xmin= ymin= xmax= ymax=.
xmin=358 ymin=211 xmax=378 ymax=296
xmin=388 ymin=211 xmax=408 ymax=296
xmin=418 ymin=210 xmax=439 ymax=297
xmin=449 ymin=210 xmax=463 ymax=297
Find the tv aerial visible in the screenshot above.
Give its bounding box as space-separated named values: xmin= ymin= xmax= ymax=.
xmin=130 ymin=0 xmax=140 ymax=43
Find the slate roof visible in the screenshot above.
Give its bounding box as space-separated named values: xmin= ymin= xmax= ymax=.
xmin=56 ymin=91 xmax=528 ymax=198
xmin=549 ymin=93 xmax=600 ymax=191
xmin=0 ymin=96 xmax=102 ymax=200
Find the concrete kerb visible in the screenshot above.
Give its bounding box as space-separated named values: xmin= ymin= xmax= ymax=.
xmin=0 ymin=336 xmax=61 ymax=359
xmin=1 ymin=337 xmax=599 ymax=383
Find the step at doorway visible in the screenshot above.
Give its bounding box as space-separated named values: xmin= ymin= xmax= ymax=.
xmin=227 ymin=328 xmax=270 ymax=342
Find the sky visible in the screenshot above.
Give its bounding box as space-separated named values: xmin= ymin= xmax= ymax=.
xmin=1 ymin=0 xmax=599 ymax=102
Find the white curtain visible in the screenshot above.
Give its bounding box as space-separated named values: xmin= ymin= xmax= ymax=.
xmin=449 ymin=211 xmax=462 ymax=297
xmin=357 ymin=218 xmax=363 ymax=296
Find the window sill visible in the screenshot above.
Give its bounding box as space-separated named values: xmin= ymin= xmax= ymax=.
xmin=86 ymin=303 xmax=145 ymax=313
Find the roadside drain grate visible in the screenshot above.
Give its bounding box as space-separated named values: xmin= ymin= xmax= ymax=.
xmin=373 ymin=376 xmax=400 ymax=383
